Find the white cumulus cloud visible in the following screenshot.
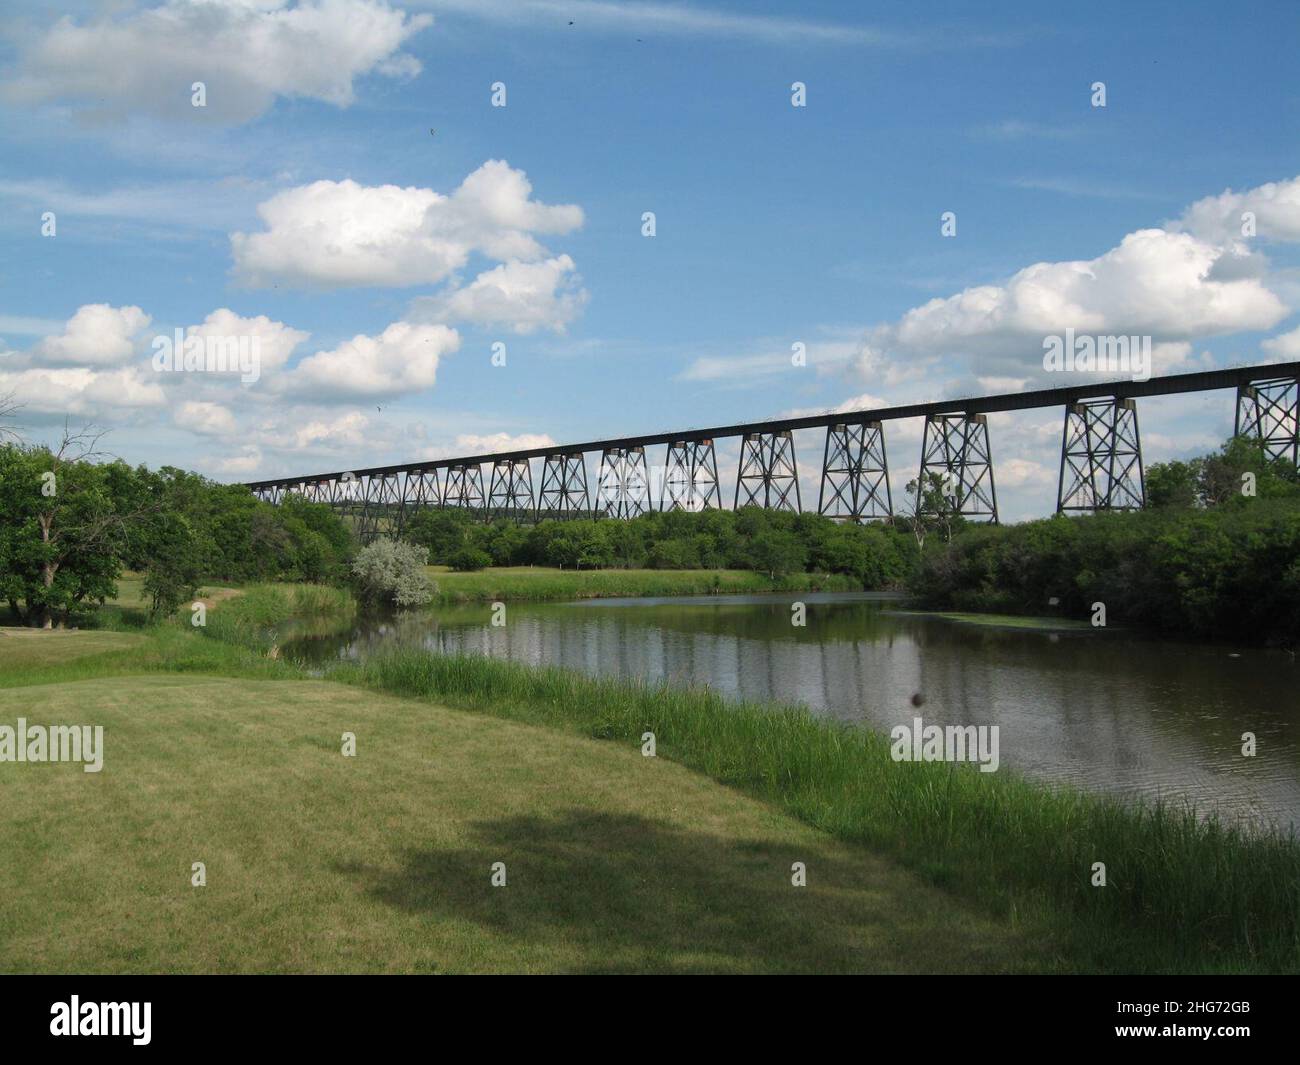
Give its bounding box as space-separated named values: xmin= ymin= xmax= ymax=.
xmin=2 ymin=0 xmax=432 ymax=124
xmin=32 ymin=304 xmax=151 ymax=366
xmin=231 ymin=161 xmax=584 ymax=289
xmin=1173 ymin=176 xmax=1300 ymax=246
xmin=411 ymin=255 xmax=587 ymax=334
xmin=176 ymin=401 xmax=238 ymax=436
xmin=279 ymin=320 xmax=460 ymax=399
xmin=849 ymin=174 xmax=1300 ymax=386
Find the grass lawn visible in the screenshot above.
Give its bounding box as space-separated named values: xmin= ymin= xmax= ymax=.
xmin=5 ymin=605 xmax=1296 ymax=974
xmin=106 ymin=572 xmax=243 ymax=611
xmin=426 ymin=566 xmax=860 ymax=604
xmin=0 ymin=627 xmax=144 ymax=669
xmin=0 ymin=668 xmax=1034 ymax=974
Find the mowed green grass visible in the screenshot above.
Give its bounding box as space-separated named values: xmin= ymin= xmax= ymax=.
xmin=426 ymin=566 xmax=858 ymax=603
xmin=0 ymin=627 xmax=144 ymax=669
xmin=0 ymin=673 xmax=1037 ymax=974
xmin=105 ymin=573 xmax=242 ymax=609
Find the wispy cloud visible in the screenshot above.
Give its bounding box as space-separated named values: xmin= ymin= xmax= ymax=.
xmin=0 ymin=177 xmax=265 ymax=231
xmin=419 ymin=0 xmax=1024 ymax=48
xmin=1007 ymin=176 xmax=1167 ymax=202
xmin=0 ymin=314 xmax=67 ymax=338
xmin=970 ymin=119 xmax=1082 ymax=142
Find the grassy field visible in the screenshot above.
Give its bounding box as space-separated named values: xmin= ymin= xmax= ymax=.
xmin=341 ymin=648 xmax=1300 ymax=973
xmin=3 ymin=587 xmax=1298 ymax=973
xmin=0 ymin=627 xmax=144 ymax=670
xmin=426 ymin=566 xmax=860 ymax=604
xmin=0 ymin=632 xmax=1033 ymax=974
xmin=105 ymin=574 xmax=242 ymax=610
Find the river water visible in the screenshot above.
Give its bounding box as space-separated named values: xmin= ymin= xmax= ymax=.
xmin=284 ymin=591 xmax=1300 ymax=832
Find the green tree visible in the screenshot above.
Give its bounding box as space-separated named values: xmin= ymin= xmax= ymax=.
xmin=0 ymin=433 xmax=127 ymax=628
xmin=405 ymin=508 xmax=472 ymax=563
xmin=750 ymin=529 xmax=807 ymax=579
xmin=141 ymin=512 xmax=203 ymax=618
xmin=447 ymin=546 xmax=492 ymax=572
xmin=1145 ymin=458 xmax=1200 ymax=508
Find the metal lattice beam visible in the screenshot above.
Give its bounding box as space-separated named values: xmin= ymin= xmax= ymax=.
xmin=245 ymin=361 xmax=1300 ymax=494
xmin=1236 ymin=376 xmax=1300 ymax=467
xmin=597 ymin=446 xmax=650 ymax=518
xmin=488 ymin=457 xmax=535 ymax=520
xmin=662 ymin=438 xmax=721 ymax=511
xmin=354 ymin=472 xmax=403 ymax=542
xmin=735 ymin=431 xmax=800 ymax=511
xmin=818 ymin=421 xmax=891 ymax=522
xmin=443 ymin=463 xmax=486 ymax=513
xmin=538 ymin=452 xmax=590 ymax=518
xmin=919 ymin=414 xmax=998 ymax=523
xmin=1057 ymin=399 xmax=1144 ymax=512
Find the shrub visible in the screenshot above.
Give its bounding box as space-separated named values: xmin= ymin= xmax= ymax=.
xmin=447 ymin=547 xmax=493 ymax=572
xmin=350 ymin=539 xmax=435 ymax=607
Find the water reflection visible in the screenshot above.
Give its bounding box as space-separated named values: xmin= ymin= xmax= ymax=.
xmin=285 ymin=592 xmax=1300 ymax=831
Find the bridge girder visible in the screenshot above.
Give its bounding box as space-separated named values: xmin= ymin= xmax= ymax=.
xmin=245 ymin=361 xmax=1300 ymax=537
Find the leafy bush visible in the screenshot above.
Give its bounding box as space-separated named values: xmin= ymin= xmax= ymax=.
xmin=447 ymin=547 xmax=492 ymax=572
xmin=350 ymin=539 xmax=435 ymax=607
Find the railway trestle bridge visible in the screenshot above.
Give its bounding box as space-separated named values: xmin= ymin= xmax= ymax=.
xmin=246 ymin=362 xmax=1300 ymax=542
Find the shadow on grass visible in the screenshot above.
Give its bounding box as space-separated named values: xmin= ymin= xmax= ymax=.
xmin=338 ymin=809 xmax=1025 ymax=974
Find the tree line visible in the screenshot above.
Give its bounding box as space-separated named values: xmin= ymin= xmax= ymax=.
xmin=4 ymin=423 xmax=1296 ymax=643
xmin=909 ymin=437 xmax=1300 ymax=645
xmin=0 ymin=437 xmax=350 ymax=627
xmin=403 ymin=505 xmax=915 ymax=584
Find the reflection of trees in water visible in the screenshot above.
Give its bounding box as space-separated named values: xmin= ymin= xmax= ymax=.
xmin=284 ymin=598 xmax=1300 ymax=829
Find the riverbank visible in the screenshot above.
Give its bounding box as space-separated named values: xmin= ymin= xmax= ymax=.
xmin=424 ymin=566 xmax=862 ymax=604
xmin=5 ymin=590 xmax=1297 ymax=973
xmin=0 ymin=621 xmax=1037 ymax=974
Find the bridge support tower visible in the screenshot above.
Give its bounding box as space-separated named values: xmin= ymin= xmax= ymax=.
xmin=918 ymin=414 xmax=998 ymax=523
xmin=735 ymin=430 xmax=800 ymax=511
xmin=597 ymin=446 xmax=650 ymax=518
xmin=818 ymin=421 xmax=891 ymax=522
xmin=1057 ymin=398 xmax=1144 ymax=512
xmin=662 ymin=439 xmax=721 ymax=511
xmin=1236 ymin=375 xmax=1300 ymax=466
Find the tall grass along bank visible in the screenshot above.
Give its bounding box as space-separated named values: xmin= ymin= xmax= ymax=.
xmin=427 ymin=567 xmax=858 ymax=604
xmin=332 ymin=647 xmax=1300 ymax=974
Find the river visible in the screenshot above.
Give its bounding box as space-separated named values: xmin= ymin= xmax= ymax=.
xmin=283 ymin=591 xmax=1300 ymax=832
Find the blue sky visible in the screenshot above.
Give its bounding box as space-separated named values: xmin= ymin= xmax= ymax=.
xmin=2 ymin=0 xmax=1299 ymax=519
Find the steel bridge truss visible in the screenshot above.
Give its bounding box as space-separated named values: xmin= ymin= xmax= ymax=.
xmin=662 ymin=439 xmax=721 ymax=511
xmin=1057 ymin=398 xmax=1144 ymax=512
xmin=735 ymin=431 xmax=800 ymax=511
xmin=488 ymin=457 xmax=535 ymax=519
xmin=597 ymin=446 xmax=650 ymax=518
xmin=919 ymin=414 xmax=998 ymax=523
xmin=244 ymin=362 xmax=1300 ymax=543
xmin=1236 ymin=376 xmax=1300 ymax=466
xmin=818 ymin=421 xmax=891 ymax=522
xmin=538 ymin=452 xmax=591 ymax=518
xmin=443 ymin=463 xmax=486 ymax=511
